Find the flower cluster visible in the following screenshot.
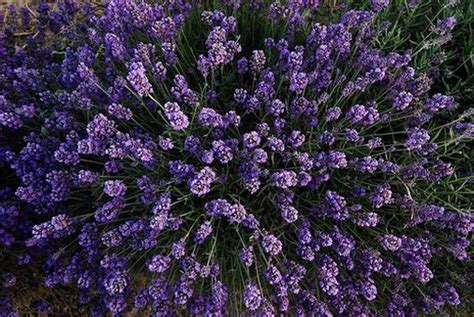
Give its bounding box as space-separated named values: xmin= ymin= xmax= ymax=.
xmin=0 ymin=0 xmax=472 ymax=316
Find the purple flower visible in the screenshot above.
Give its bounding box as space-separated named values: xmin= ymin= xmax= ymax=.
xmin=317 ymin=255 xmax=340 ymax=296
xmin=426 ymin=93 xmax=455 ymax=112
xmin=103 ymin=180 xmax=127 ymax=198
xmin=267 ymin=99 xmax=285 ymax=116
xmin=345 ymin=128 xmax=362 ymax=143
xmin=76 ymin=170 xmax=98 ymax=186
xmin=2 ymin=273 xmax=16 ymax=288
xmin=108 ymin=103 xmax=133 ymax=120
xmin=263 ymin=264 xmax=282 ymax=285
xmin=354 ymin=156 xmax=379 ymax=173
xmin=95 ymin=198 xmax=125 ymax=223
xmin=86 ymin=114 xmax=116 ymax=139
xmin=164 ymin=102 xmax=189 ymax=131
xmin=393 ymin=91 xmax=413 ymax=110
xmin=367 ymin=137 xmax=382 ymax=149
xmin=290 ymin=72 xmax=309 ymax=93
xmin=243 ymin=131 xmax=261 ymax=149
xmin=326 ymin=106 xmax=342 ymax=121
xmin=174 ymin=279 xmax=193 ymax=305
xmin=327 ymin=151 xmax=348 ymax=169
xmin=153 ymin=61 xmax=167 ymax=81
xmin=212 ymin=140 xmax=234 ymax=163
xmin=370 ymin=0 xmax=389 ymax=12
xmin=380 ymin=234 xmax=402 ymax=251
xmin=436 ymin=17 xmax=457 ymax=34
xmin=250 ymin=50 xmax=266 ymax=75
xmin=267 ymin=136 xmax=285 ymax=152
xmin=439 ymin=283 xmax=460 ymax=306
xmin=271 ymin=171 xmax=298 ymax=189
xmin=193 ymin=220 xmax=213 ymax=244
xmin=243 ymin=282 xmax=262 ymax=311
xmin=105 ymin=33 xmax=126 ymax=60
xmin=172 ymin=238 xmax=186 ymax=259
xmin=147 ymin=254 xmax=171 ymax=273
xmin=239 ymin=246 xmax=254 ymax=267
xmin=252 ymin=148 xmax=268 ymax=163
xmin=406 ymin=128 xmax=430 ymax=150
xmin=103 ymin=271 xmax=128 ymax=296
xmin=188 ymin=167 xmax=216 ymax=196
xmin=287 ymin=130 xmax=306 ymax=148
xmin=198 ymin=107 xmax=224 ymax=128
xmin=353 ymin=212 xmax=380 ymax=227
xmin=324 ymin=191 xmax=349 ymax=220
xmin=346 ymin=104 xmax=368 ymax=124
xmin=237 ymin=57 xmax=249 ymax=74
xmin=281 ymin=205 xmax=299 ymax=223
xmin=262 ymin=233 xmax=283 ymax=256
xmin=127 ymin=62 xmax=152 ymax=97
xmin=371 ymin=183 xmax=393 ymax=208
xmin=158 ymin=136 xmax=174 ymax=151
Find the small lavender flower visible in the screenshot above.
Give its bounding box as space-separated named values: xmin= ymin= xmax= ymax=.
xmin=158 ymin=136 xmax=174 ymax=151
xmin=263 ymin=264 xmax=282 ymax=285
xmin=243 ymin=282 xmax=262 ymax=311
xmin=198 ymin=107 xmax=224 ymax=128
xmin=267 ymin=136 xmax=285 ymax=152
xmin=289 ymin=72 xmax=309 ymax=93
xmin=380 ymin=234 xmax=402 ymax=252
xmin=103 ymin=180 xmax=127 ymax=198
xmin=212 ymin=140 xmax=234 ymax=163
xmin=346 ymin=104 xmax=368 ymax=125
xmin=436 ymin=17 xmax=457 ymax=34
xmin=172 ymin=238 xmax=186 ymax=259
xmin=324 ymin=191 xmax=349 ymax=220
xmin=252 ymin=148 xmax=268 ymax=164
xmin=271 ymin=171 xmax=298 ymax=189
xmin=188 ymin=167 xmax=216 ymax=196
xmin=103 ymin=271 xmax=128 ymax=296
xmin=327 ymin=151 xmax=348 ymax=169
xmin=287 ymin=130 xmax=305 ymax=148
xmin=440 ymin=283 xmax=460 ymax=306
xmin=370 ymin=0 xmax=389 ymax=12
xmin=243 ymin=131 xmax=261 ymax=149
xmin=267 ymin=99 xmax=285 ymax=116
xmin=280 ymin=205 xmax=299 ymax=223
xmin=345 ymin=128 xmax=362 ymax=143
xmin=127 ymin=62 xmax=152 ymax=97
xmin=108 ymin=103 xmax=133 ymax=120
xmin=262 ymin=233 xmax=283 ymax=256
xmin=76 ymin=170 xmax=99 ymax=186
xmin=426 ymin=93 xmax=455 ymax=112
xmin=250 ymin=50 xmax=266 ymax=75
xmin=326 ymin=106 xmax=342 ymax=121
xmin=393 ymin=91 xmax=413 ymax=110
xmin=371 ymin=183 xmax=393 ymax=208
xmin=147 ymin=254 xmax=171 ymax=273
xmin=406 ymin=128 xmax=430 ymax=150
xmin=164 ymin=102 xmax=189 ymax=131
xmin=193 ymin=220 xmax=213 ymax=244
xmin=239 ymin=246 xmax=254 ymax=267
xmin=105 ymin=33 xmax=126 ymax=60
xmin=354 ymin=156 xmax=379 ymax=173
xmin=237 ymin=57 xmax=249 ymax=74
xmin=2 ymin=273 xmax=16 ymax=288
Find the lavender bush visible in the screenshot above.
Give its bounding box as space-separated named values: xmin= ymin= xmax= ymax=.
xmin=0 ymin=0 xmax=473 ymax=315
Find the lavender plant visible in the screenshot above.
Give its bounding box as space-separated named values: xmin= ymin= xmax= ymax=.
xmin=0 ymin=0 xmax=472 ymax=315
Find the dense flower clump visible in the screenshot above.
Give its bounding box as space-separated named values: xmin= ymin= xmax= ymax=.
xmin=0 ymin=0 xmax=472 ymax=315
